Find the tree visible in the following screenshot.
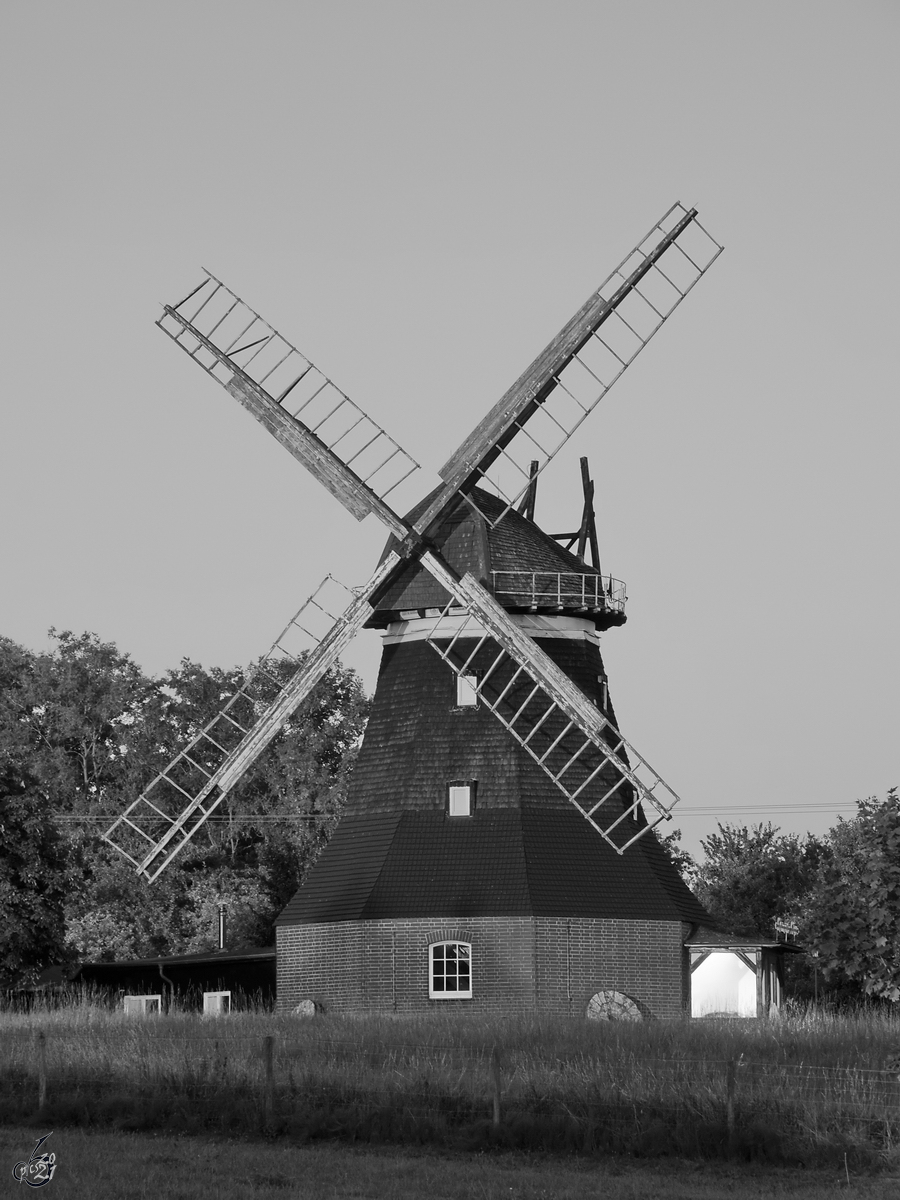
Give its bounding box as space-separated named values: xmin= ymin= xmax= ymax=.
xmin=59 ymin=645 xmax=369 ymax=959
xmin=655 ymin=828 xmax=696 ymax=879
xmin=805 ymin=789 xmax=900 ymax=1001
xmin=23 ymin=629 xmax=158 ymax=814
xmin=691 ymin=821 xmax=825 ymax=938
xmin=176 ymin=868 xmax=276 ymax=954
xmin=0 ymin=638 xmax=69 ymax=986
xmin=0 ymin=626 xmax=370 ymax=976
xmin=145 ymin=655 xmax=369 ymax=902
xmin=63 ymin=850 xmax=185 ymax=962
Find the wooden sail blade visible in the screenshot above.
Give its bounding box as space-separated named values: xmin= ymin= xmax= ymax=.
xmin=433 ymin=203 xmax=722 ymax=527
xmin=418 ymin=554 xmax=678 ymax=851
xmin=102 ymin=555 xmax=401 ymax=881
xmin=157 ymin=273 xmax=418 ymax=539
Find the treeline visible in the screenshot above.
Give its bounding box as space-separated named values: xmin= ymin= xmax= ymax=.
xmin=2 ymin=627 xmax=897 ymax=1005
xmin=0 ymin=630 xmax=368 ymax=988
xmin=664 ymin=789 xmax=900 ymax=1004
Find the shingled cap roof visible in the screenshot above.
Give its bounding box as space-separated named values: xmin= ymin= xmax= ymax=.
xmin=366 ymin=486 xmax=626 ymax=630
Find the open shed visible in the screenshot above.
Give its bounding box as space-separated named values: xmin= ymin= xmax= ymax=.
xmin=686 ymin=926 xmax=801 ymax=1018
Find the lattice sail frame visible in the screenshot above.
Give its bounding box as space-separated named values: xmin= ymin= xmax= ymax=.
xmin=157 ymin=272 xmax=421 ymax=528
xmin=441 ymin=202 xmax=723 ymax=526
xmin=104 ymin=561 xmax=398 ymax=881
xmin=421 ymin=581 xmax=677 ymax=852
xmin=105 ymin=202 xmax=721 ymax=878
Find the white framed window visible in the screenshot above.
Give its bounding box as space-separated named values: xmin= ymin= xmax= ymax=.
xmin=456 ymin=673 xmax=479 ymax=707
xmin=123 ymin=994 xmax=161 ymax=1016
xmin=202 ymin=990 xmax=231 ymax=1016
xmin=429 ymin=941 xmax=472 ymax=999
xmin=447 ymin=782 xmax=475 ymax=817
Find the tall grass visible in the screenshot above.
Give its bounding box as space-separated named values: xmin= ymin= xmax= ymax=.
xmin=2 ymin=994 xmax=900 ymax=1167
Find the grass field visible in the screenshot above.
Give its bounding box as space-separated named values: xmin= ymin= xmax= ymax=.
xmin=2 ymin=1126 xmax=899 ymax=1200
xmin=3 ymin=999 xmax=900 ymax=1172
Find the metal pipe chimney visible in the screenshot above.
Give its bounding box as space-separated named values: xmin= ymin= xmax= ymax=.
xmin=217 ymin=903 xmax=227 ymax=951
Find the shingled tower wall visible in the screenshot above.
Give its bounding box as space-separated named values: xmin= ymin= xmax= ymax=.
xmin=276 ymin=490 xmax=710 ymax=1016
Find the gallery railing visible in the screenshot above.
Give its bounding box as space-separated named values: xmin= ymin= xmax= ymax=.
xmin=491 ymin=571 xmax=627 ymax=614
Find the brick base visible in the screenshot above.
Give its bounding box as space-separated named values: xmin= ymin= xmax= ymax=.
xmin=277 ymin=917 xmax=690 ymax=1018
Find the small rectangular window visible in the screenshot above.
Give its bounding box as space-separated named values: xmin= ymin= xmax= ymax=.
xmin=430 ymin=941 xmax=472 ymax=999
xmin=448 ymin=784 xmax=474 ymax=816
xmin=202 ymin=991 xmax=231 ymax=1016
xmin=123 ymin=995 xmax=162 ymax=1016
xmin=456 ymin=673 xmax=479 ymax=707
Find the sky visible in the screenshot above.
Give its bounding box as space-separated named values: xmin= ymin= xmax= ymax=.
xmin=2 ymin=1 xmax=897 ymax=856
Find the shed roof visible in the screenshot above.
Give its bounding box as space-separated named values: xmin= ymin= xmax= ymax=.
xmin=685 ymin=926 xmax=803 ymax=952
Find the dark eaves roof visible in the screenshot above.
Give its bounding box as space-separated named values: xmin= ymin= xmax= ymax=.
xmin=276 ymin=809 xmax=712 ymax=926
xmin=80 ymin=945 xmax=275 ymax=970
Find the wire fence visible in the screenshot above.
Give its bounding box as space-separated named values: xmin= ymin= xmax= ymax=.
xmin=3 ymin=1030 xmax=900 ymax=1157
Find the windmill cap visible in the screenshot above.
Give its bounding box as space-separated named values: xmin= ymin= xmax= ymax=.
xmin=366 ymin=486 xmax=626 ymax=630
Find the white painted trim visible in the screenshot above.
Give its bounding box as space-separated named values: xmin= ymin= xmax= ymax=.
xmin=448 ymin=784 xmax=473 ymax=816
xmin=123 ymin=994 xmax=162 ymax=1015
xmin=428 ymin=940 xmax=473 ymax=1000
xmin=202 ymin=990 xmax=232 ymax=1015
xmin=383 ymin=612 xmax=600 ymax=646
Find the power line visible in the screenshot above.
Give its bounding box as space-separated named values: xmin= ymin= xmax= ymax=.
xmin=49 ymin=814 xmax=334 ymax=822
xmin=676 ymin=804 xmax=856 ymax=815
xmin=51 ymin=803 xmax=859 ymax=822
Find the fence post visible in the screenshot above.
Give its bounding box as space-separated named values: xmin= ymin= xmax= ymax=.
xmin=37 ymin=1032 xmax=47 ymax=1109
xmin=490 ymin=1046 xmax=501 ymax=1127
xmin=725 ymin=1059 xmax=736 ymax=1150
xmin=262 ymin=1035 xmax=275 ymax=1128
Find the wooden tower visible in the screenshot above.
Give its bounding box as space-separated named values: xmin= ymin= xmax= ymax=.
xmin=104 ymin=203 xmax=723 ymax=1018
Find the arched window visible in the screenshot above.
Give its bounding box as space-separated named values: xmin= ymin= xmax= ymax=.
xmin=429 ymin=941 xmax=472 ymax=999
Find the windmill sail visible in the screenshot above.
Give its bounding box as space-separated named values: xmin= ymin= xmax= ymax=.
xmin=419 ymin=559 xmax=677 ymax=851
xmin=102 ymin=561 xmax=399 ymax=880
xmin=432 ymin=202 xmax=723 ymax=526
xmin=157 ymin=273 xmax=419 ymax=536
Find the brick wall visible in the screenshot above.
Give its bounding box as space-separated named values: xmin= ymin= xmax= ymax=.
xmin=532 ymin=917 xmax=688 ymax=1018
xmin=277 ymin=917 xmax=689 ymax=1018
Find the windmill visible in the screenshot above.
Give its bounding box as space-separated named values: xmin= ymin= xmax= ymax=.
xmin=104 ymin=203 xmax=722 ymax=1016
